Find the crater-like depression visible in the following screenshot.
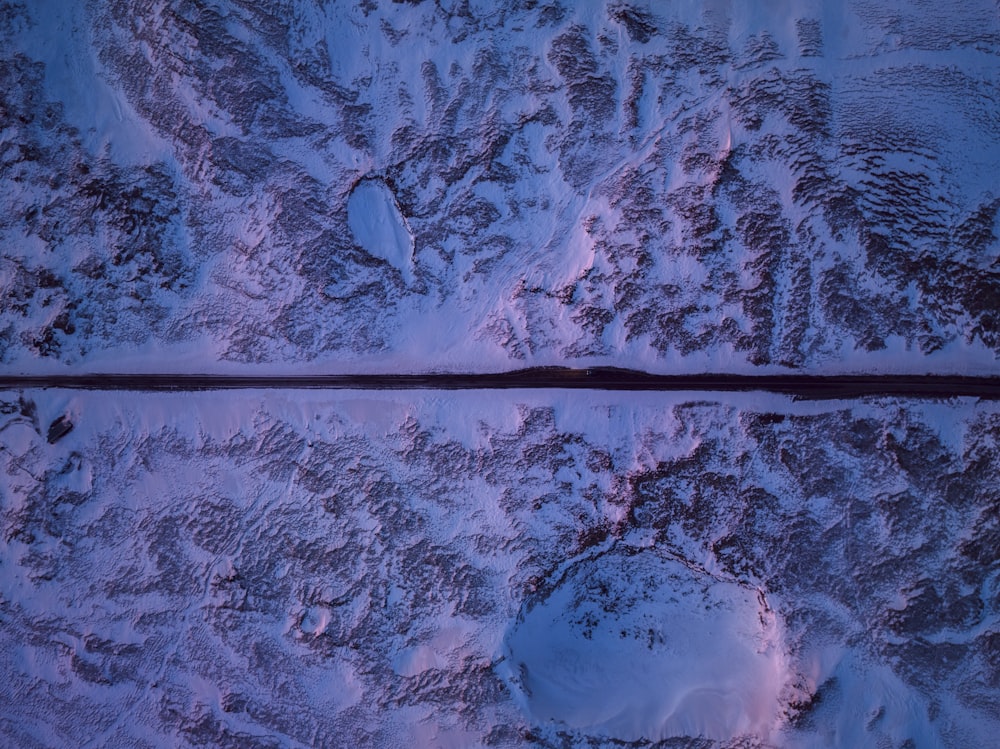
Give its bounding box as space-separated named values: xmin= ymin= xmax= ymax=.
xmin=502 ymin=547 xmax=790 ymax=743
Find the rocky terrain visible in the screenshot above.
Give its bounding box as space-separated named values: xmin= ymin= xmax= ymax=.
xmin=2 ymin=1 xmax=998 ymax=746
xmin=1 ymin=390 xmax=998 ymax=746
xmin=1 ymin=0 xmax=997 ymax=372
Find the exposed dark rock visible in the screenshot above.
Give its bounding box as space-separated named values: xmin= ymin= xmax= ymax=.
xmin=46 ymin=415 xmax=73 ymax=444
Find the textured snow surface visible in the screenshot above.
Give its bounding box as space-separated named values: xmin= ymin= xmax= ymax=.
xmin=2 ymin=0 xmax=999 ymax=746
xmin=503 ymin=550 xmax=788 ymax=742
xmin=2 ymin=390 xmax=998 ymax=747
xmin=347 ymin=178 xmax=415 ymax=285
xmin=1 ymin=0 xmax=998 ymax=372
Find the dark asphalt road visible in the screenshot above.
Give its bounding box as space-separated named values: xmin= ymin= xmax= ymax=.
xmin=0 ymin=368 xmax=998 ymax=399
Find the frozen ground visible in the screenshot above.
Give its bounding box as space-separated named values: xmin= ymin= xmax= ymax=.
xmin=1 ymin=0 xmax=998 ymax=373
xmin=1 ymin=1 xmax=998 ymax=746
xmin=1 ymin=389 xmax=997 ymax=747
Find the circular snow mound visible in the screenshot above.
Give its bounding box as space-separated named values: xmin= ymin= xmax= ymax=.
xmin=504 ymin=548 xmax=788 ymax=742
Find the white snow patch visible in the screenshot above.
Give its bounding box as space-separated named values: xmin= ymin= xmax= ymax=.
xmin=347 ymin=178 xmax=415 ymax=284
xmin=502 ymin=548 xmax=789 ymax=742
xmin=787 ymin=647 xmax=946 ymax=748
xmin=14 ymin=0 xmax=169 ymax=163
xmin=392 ymin=645 xmax=447 ymax=677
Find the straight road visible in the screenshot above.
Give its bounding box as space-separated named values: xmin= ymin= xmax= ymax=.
xmin=0 ymin=368 xmax=998 ymax=399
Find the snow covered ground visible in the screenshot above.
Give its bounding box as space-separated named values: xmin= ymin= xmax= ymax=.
xmin=502 ymin=548 xmax=789 ymax=742
xmin=2 ymin=389 xmax=997 ymax=747
xmin=2 ymin=0 xmax=998 ymax=746
xmin=1 ymin=0 xmax=997 ymax=373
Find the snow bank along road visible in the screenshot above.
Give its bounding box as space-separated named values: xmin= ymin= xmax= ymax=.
xmin=0 ymin=368 xmax=998 ymax=399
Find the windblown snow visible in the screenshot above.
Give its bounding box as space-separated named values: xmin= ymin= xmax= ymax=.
xmin=347 ymin=178 xmax=415 ymax=285
xmin=0 ymin=0 xmax=997 ymax=373
xmin=503 ymin=550 xmax=788 ymax=742
xmin=1 ymin=0 xmax=998 ymax=747
xmin=2 ymin=390 xmax=998 ymax=747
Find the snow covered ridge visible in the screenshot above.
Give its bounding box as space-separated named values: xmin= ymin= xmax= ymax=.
xmin=1 ymin=0 xmax=998 ymax=372
xmin=1 ymin=390 xmax=998 ymax=747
